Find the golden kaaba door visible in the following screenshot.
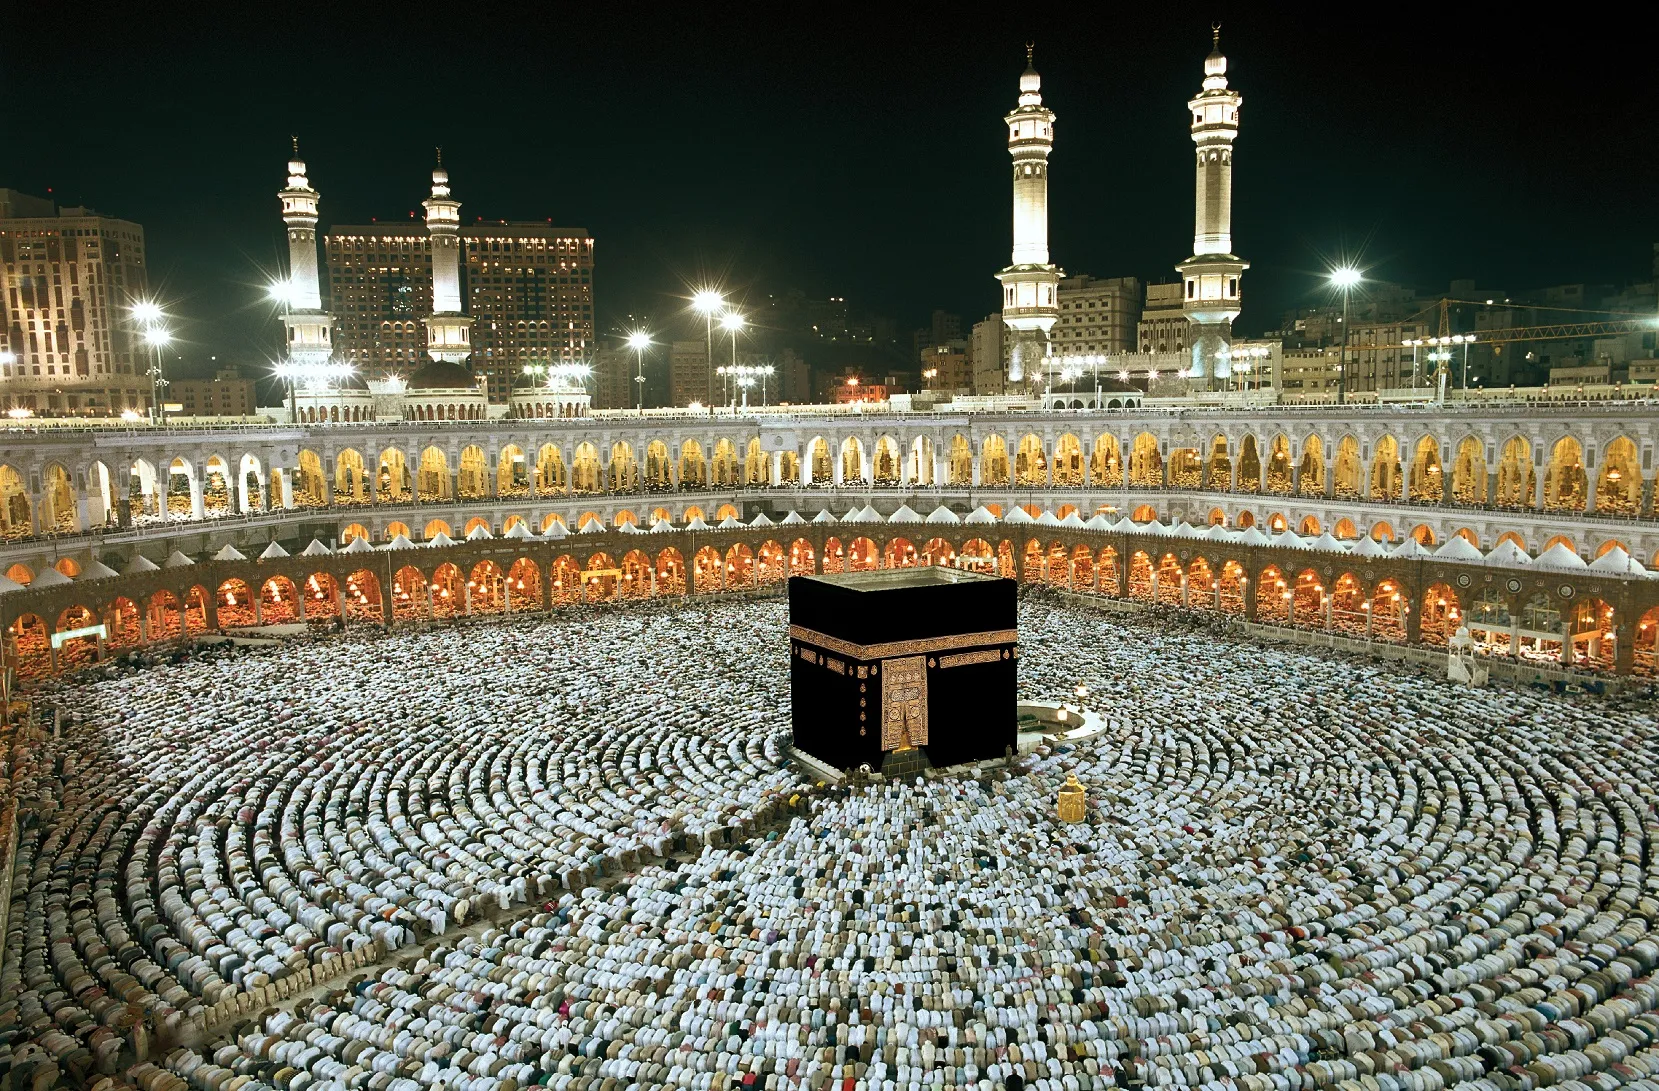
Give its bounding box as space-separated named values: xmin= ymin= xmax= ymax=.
xmin=880 ymin=655 xmax=929 ymax=750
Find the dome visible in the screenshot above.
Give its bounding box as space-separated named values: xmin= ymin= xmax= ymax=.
xmin=408 ymin=359 xmax=479 ymax=391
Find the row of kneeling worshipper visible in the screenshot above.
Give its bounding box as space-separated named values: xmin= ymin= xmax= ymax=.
xmin=8 ymin=596 xmax=1659 ymax=1088
xmin=0 ymin=603 xmax=802 ymax=1084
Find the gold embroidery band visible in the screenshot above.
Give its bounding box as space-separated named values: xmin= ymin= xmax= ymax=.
xmin=938 ymin=649 xmax=1005 ymax=669
xmin=788 ymin=625 xmax=1019 ymax=660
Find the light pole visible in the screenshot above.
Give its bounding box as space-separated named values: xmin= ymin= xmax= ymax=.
xmin=716 ymin=364 xmax=774 ymax=409
xmin=692 ymin=290 xmax=723 ymax=406
xmin=1329 ymin=267 xmax=1361 ymax=405
xmin=267 ymin=279 xmax=299 ymax=421
xmin=626 ymin=330 xmax=652 ymax=412
xmin=144 ymin=327 xmax=172 ymax=425
xmin=720 ymin=311 xmax=744 ymax=409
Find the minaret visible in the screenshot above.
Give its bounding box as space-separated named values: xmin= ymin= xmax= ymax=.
xmin=1177 ymin=27 xmax=1248 ymax=387
xmin=994 ymin=43 xmax=1061 ymax=387
xmin=277 ymin=139 xmax=333 ymax=370
xmin=422 ymin=150 xmax=473 ymax=364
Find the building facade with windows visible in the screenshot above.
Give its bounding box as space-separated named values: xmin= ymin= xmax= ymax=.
xmin=0 ymin=189 xmax=153 ymax=415
xmin=1054 ymin=275 xmax=1141 ymax=357
xmin=323 ymin=223 xmax=593 ymax=403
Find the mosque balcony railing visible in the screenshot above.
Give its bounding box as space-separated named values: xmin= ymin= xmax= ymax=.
xmin=2 ymin=394 xmax=1659 ymax=443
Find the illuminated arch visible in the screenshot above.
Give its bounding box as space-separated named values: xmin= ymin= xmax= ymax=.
xmin=1407 ymin=436 xmax=1443 ymax=502
xmin=1296 ymin=435 xmax=1325 ymax=497
xmin=1370 ymin=435 xmax=1403 ymax=502
xmin=1420 ymin=582 xmax=1461 ymax=646
xmin=655 ymin=548 xmax=686 ymax=595
xmin=1450 ymin=436 xmax=1486 ymax=504
xmin=980 ymin=435 xmax=1009 ymax=487
xmin=1015 ymin=435 xmax=1048 ymax=487
xmin=417 ymin=447 xmax=452 ymax=501
xmin=537 ymin=444 xmax=568 ymax=494
xmin=1496 ymin=436 xmax=1535 ymax=508
xmin=1090 ymin=434 xmax=1122 ymax=487
xmin=1235 ymin=435 xmax=1261 ymax=494
xmin=1129 ymin=433 xmax=1162 ymax=487
xmin=1265 ymin=434 xmax=1293 ymax=494
xmin=1543 ymin=436 xmax=1586 ymax=512
xmin=1595 ymin=436 xmax=1641 ymax=514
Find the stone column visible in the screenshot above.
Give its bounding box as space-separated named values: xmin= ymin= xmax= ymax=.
xmin=1561 ymin=619 xmax=1575 ymax=666
xmin=189 ymin=478 xmax=206 ymax=521
xmin=279 ymin=470 xmax=294 ymax=510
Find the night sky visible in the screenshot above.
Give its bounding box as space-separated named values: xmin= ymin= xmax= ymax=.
xmin=7 ymin=5 xmax=1656 ymax=376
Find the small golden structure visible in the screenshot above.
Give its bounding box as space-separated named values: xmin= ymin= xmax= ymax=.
xmin=1057 ymin=773 xmax=1087 ymax=823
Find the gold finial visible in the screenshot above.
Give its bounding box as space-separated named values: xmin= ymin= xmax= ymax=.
xmin=435 ymin=145 xmax=443 ymax=167
xmin=1025 ymin=41 xmax=1035 ymax=67
xmin=291 ymin=135 xmax=299 ymax=157
xmin=1211 ymin=23 xmax=1222 ymax=48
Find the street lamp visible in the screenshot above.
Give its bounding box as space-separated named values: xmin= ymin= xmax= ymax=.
xmin=719 ymin=311 xmax=744 ymax=408
xmin=626 ymin=330 xmax=652 ymax=412
xmin=1329 ymin=267 xmax=1362 ymax=405
xmin=692 ymin=290 xmax=724 ymax=404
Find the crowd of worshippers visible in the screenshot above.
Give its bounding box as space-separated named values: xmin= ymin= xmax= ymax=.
xmin=5 ymin=599 xmax=1659 ymax=1091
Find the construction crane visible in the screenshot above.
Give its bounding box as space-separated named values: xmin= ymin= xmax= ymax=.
xmin=1401 ymin=298 xmax=1659 ymax=392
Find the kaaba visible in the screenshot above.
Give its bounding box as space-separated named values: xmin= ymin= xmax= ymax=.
xmin=788 ymin=568 xmax=1018 ymax=772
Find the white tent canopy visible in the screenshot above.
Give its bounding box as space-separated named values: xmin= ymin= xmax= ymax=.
xmin=426 ymin=531 xmax=456 ymax=548
xmin=925 ymin=506 xmax=961 ymax=524
xmin=300 ymin=539 xmax=333 ymax=556
xmin=124 ymin=554 xmax=162 ymax=574
xmin=1483 ymin=539 xmax=1532 ymax=567
xmin=164 ymin=550 xmax=196 ymax=568
xmin=1535 ymin=541 xmax=1588 ymax=571
xmin=1433 ymin=536 xmax=1485 ymax=563
xmin=258 ymin=541 xmax=290 ymax=560
xmin=1349 ymin=536 xmax=1387 ymax=559
xmin=468 ymin=523 xmax=496 ymax=540
xmin=1309 ymin=532 xmax=1349 ymax=554
xmin=887 ymin=504 xmax=924 ymax=524
xmin=1588 ymin=545 xmax=1649 ymax=577
xmin=382 ymin=533 xmax=418 ymax=551
xmin=1389 ymin=537 xmax=1432 ymax=560
xmin=78 ymin=558 xmax=121 ymax=580
xmin=213 ymin=544 xmax=248 ymax=562
xmin=341 ymin=535 xmax=375 ymax=554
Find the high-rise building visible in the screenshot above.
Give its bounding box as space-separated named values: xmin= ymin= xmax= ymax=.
xmin=970 ymin=315 xmax=1005 ymax=395
xmin=324 ymin=217 xmax=592 ymax=402
xmin=1137 ymin=283 xmax=1188 ymax=355
xmin=0 ymin=188 xmax=152 ymax=415
xmin=592 ymin=345 xmax=633 ymax=410
xmin=1054 ymin=276 xmax=1142 ymax=357
xmin=1175 ymin=29 xmax=1247 ymax=386
xmin=994 ymin=46 xmax=1060 ymax=385
xmin=669 ymin=340 xmax=711 ymax=406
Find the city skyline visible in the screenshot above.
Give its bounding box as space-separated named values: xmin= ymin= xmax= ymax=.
xmin=5 ymin=8 xmax=1657 ymax=375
